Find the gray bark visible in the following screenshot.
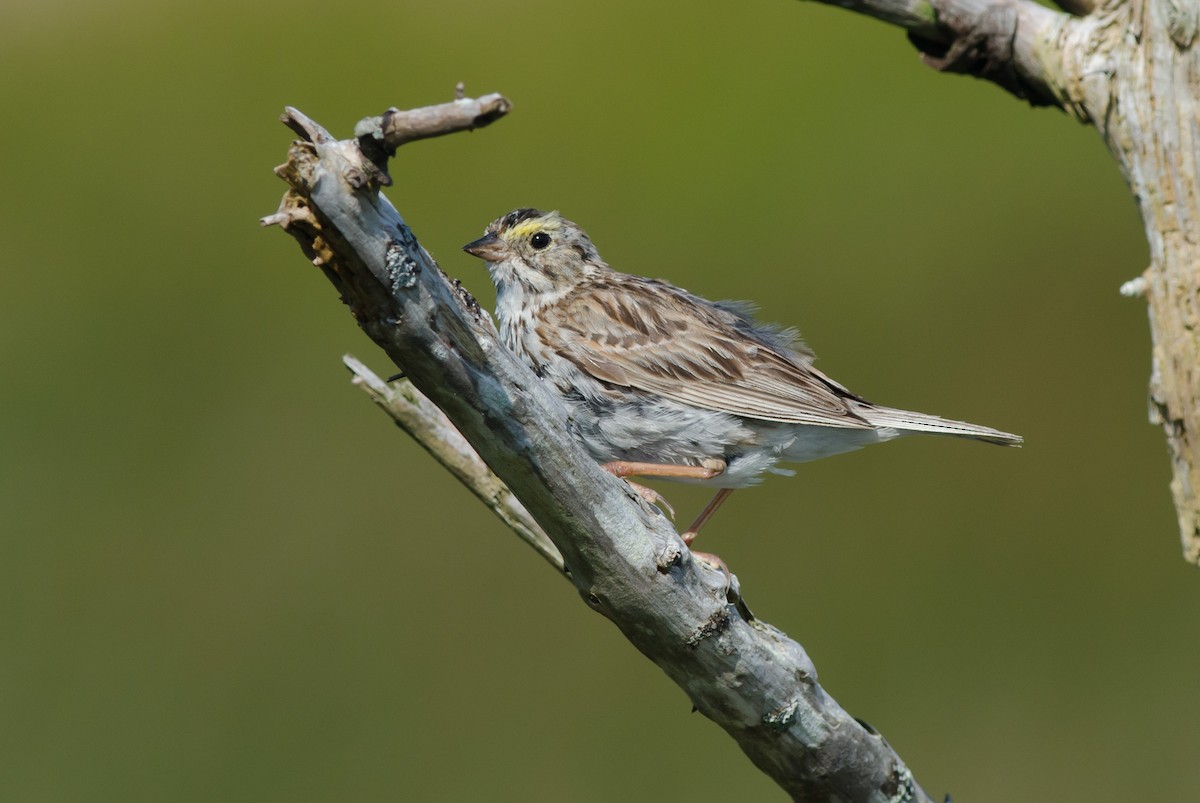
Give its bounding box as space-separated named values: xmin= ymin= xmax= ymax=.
xmin=264 ymin=102 xmax=939 ymax=802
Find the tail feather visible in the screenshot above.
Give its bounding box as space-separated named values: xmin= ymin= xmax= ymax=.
xmin=858 ymin=405 xmax=1022 ymax=446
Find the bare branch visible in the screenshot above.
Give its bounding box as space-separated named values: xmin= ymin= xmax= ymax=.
xmin=344 ymin=355 xmax=565 ymax=573
xmin=352 ymin=91 xmax=512 ymax=186
xmin=810 ymin=0 xmax=1200 ymax=564
xmin=354 ymin=92 xmax=512 ymax=150
xmin=804 ymin=0 xmax=1075 ymax=107
xmin=816 ymin=0 xmax=942 ymax=38
xmin=265 ymin=100 xmax=942 ymax=802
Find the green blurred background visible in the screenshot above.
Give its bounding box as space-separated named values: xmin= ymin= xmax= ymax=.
xmin=4 ymin=0 xmax=1196 ymax=800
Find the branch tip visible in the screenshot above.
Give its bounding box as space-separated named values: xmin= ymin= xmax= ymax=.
xmin=346 ymin=92 xmax=511 ymax=187
xmin=344 ymin=354 xmax=389 ymax=394
xmin=280 ymin=106 xmax=334 ymax=144
xmin=260 ymin=196 xmax=315 ymax=230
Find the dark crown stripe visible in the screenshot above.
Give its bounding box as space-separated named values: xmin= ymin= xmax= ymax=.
xmin=496 ymin=207 xmax=545 ymax=232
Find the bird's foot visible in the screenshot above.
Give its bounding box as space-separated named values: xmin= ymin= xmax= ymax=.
xmin=625 ymin=480 xmax=675 ymax=520
xmin=691 ymin=549 xmax=732 ymax=595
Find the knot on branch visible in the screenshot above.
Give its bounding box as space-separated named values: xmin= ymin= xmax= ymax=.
xmin=908 ymin=1 xmax=1054 ymax=107
xmin=685 ymin=607 xmax=731 ymax=648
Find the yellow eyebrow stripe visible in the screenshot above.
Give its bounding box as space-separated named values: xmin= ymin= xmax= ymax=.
xmin=508 ymin=218 xmax=561 ymax=241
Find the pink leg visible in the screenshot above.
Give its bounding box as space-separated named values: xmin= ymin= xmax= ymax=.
xmin=600 ymin=459 xmax=726 ymax=522
xmin=682 ymin=488 xmax=735 ymax=544
xmin=601 ymin=460 xmax=725 ymax=481
xmin=601 ymin=461 xmax=734 ymax=586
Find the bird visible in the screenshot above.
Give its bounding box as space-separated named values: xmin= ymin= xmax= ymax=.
xmin=462 ymin=208 xmax=1020 ymax=554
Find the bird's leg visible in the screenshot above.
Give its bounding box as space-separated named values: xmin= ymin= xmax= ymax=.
xmin=600 ymin=459 xmax=726 ymax=521
xmin=682 ymin=488 xmax=735 ymax=544
xmin=600 ymin=460 xmax=734 ymax=590
xmin=685 ymin=488 xmax=736 ymax=591
xmin=600 ymin=459 xmax=726 ymax=481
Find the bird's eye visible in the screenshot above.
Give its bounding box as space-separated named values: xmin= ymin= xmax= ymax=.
xmin=530 ymin=232 xmax=551 ymax=250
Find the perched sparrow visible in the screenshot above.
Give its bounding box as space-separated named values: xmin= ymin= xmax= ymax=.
xmin=463 ymin=208 xmax=1020 ymax=544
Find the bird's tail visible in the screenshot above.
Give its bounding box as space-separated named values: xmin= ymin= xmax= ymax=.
xmin=857 ymin=405 xmax=1022 ymax=446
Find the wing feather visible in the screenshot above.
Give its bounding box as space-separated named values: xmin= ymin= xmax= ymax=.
xmin=542 ymin=278 xmax=872 ymax=429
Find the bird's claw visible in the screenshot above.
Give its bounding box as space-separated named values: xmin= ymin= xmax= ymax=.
xmin=626 ymin=480 xmax=676 ymax=520
xmin=691 ymin=549 xmax=732 ymax=594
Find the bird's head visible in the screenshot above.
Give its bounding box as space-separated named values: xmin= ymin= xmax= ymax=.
xmin=463 ymin=208 xmax=603 ymax=296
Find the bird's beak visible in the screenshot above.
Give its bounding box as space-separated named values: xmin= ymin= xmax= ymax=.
xmin=462 ymin=233 xmax=507 ymax=261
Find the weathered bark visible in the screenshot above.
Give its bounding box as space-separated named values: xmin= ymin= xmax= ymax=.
xmin=264 ymin=102 xmax=940 ymax=802
xmin=804 ymin=0 xmax=1200 ymax=560
xmin=1058 ymin=0 xmax=1200 ymax=565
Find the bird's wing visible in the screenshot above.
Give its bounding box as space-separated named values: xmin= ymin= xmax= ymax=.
xmin=542 ymin=278 xmax=873 ymax=429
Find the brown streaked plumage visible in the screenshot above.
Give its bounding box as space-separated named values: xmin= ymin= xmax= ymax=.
xmin=547 ymin=280 xmax=873 ymax=428
xmin=464 ymin=209 xmax=1021 ymax=548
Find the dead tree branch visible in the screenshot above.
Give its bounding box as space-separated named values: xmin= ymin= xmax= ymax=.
xmin=800 ymin=0 xmax=1200 ymax=563
xmin=808 ymin=0 xmax=1074 ymax=105
xmin=343 ymin=355 xmax=564 ymax=573
xmin=263 ymin=98 xmax=941 ymax=802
